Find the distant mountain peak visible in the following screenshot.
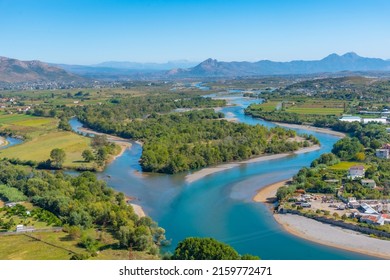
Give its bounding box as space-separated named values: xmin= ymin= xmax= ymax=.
xmin=198 ymin=58 xmax=219 ymax=67
xmin=203 ymin=58 xmax=218 ymax=63
xmin=342 ymin=52 xmax=360 ymax=59
xmin=168 ymin=52 xmax=390 ymax=78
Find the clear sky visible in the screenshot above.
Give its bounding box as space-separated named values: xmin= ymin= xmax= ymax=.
xmin=1 ymin=0 xmax=389 ymax=64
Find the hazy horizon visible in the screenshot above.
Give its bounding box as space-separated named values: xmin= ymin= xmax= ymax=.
xmin=1 ymin=0 xmax=389 ymax=64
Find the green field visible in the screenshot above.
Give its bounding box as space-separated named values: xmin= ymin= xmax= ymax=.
xmin=286 ymin=107 xmax=344 ymax=115
xmin=0 ymin=230 xmax=158 ymax=260
xmin=0 ymin=131 xmax=92 ymax=168
xmin=0 ymin=113 xmax=58 ymax=138
xmin=330 ymin=161 xmax=369 ymax=170
xmin=249 ymin=101 xmax=280 ymax=111
xmin=0 ymin=114 xmax=93 ymax=168
xmin=0 ymin=113 xmax=34 ymax=124
xmin=283 ymin=100 xmax=345 ymax=115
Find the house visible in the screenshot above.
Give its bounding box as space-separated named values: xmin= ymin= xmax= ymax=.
xmin=362 ymin=117 xmax=388 ymax=124
xmin=361 ymin=179 xmax=376 ymax=189
xmin=348 ymin=165 xmax=365 ymax=179
xmin=15 ymin=225 xmax=35 ymax=233
xmin=383 ymin=143 xmax=390 ymax=150
xmin=360 ymin=214 xmax=390 ymax=226
xmin=5 ymin=202 xmax=17 ymax=208
xmin=339 ymin=116 xmax=362 ymax=123
xmin=360 ymin=203 xmax=378 ymax=215
xmin=376 ymin=149 xmax=389 ymax=159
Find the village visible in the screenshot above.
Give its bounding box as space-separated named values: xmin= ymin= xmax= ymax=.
xmin=288 ymin=143 xmax=390 ymax=227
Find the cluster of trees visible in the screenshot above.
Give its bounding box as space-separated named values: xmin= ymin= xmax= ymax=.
xmin=0 ymin=161 xmax=165 ymax=255
xmin=76 ymin=107 xmax=307 ymax=173
xmin=68 ymin=93 xmax=226 ymax=121
xmin=82 ymin=135 xmax=120 ymax=167
xmin=172 ymin=237 xmax=259 ymax=260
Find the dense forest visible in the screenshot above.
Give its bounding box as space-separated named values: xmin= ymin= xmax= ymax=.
xmin=69 ymin=95 xmax=313 ymax=173
xmin=0 ymin=161 xmax=165 ymax=257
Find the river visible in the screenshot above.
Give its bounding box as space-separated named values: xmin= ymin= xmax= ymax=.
xmin=0 ymin=136 xmax=23 ymax=150
xmin=69 ymin=93 xmax=374 ymax=260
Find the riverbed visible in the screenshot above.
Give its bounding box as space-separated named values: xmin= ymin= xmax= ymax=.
xmin=69 ymin=93 xmax=375 ymax=260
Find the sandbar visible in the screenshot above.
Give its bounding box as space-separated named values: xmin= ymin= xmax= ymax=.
xmin=185 ymin=145 xmax=320 ymax=184
xmin=253 ymin=179 xmax=291 ymax=203
xmin=253 ymin=179 xmax=390 ymax=259
xmin=130 ymin=203 xmax=146 ymax=218
xmin=273 ymin=122 xmax=346 ymax=138
xmin=275 ymin=214 xmax=390 ymax=259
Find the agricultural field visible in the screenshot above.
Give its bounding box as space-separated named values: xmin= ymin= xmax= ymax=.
xmin=249 ymin=99 xmax=345 ymax=115
xmin=330 ymin=161 xmax=369 ymax=170
xmin=0 ymin=131 xmax=92 ymax=168
xmin=248 ymin=101 xmax=281 ymax=112
xmin=283 ymin=100 xmax=345 ymax=115
xmin=0 ymin=113 xmax=57 ymax=138
xmin=0 ymin=229 xmax=158 ymax=260
xmin=0 ymin=113 xmax=93 ymax=169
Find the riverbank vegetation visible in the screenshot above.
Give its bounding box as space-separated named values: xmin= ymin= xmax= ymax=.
xmin=245 ymin=76 xmax=389 ymax=130
xmin=51 ymin=92 xmax=315 ymax=174
xmin=0 ymin=113 xmax=121 ymax=170
xmin=275 ymin=121 xmax=390 ymax=237
xmin=0 ymin=160 xmax=166 ymax=259
xmin=172 ymin=237 xmax=259 ymax=260
xmin=277 ymin=123 xmax=390 ymax=200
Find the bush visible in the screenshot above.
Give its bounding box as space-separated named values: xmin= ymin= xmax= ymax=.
xmin=173 ymin=237 xmax=242 ymax=260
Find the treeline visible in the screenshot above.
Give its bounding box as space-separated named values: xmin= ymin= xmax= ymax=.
xmin=277 ymin=123 xmax=390 ymax=201
xmin=61 ymin=93 xmax=226 ymax=120
xmin=0 ymin=161 xmax=165 ymax=256
xmin=244 ymin=107 xmax=340 ymax=127
xmin=245 ymin=104 xmax=389 ymax=138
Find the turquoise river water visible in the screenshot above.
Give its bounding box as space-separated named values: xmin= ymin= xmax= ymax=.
xmin=69 ymin=93 xmax=375 ymax=260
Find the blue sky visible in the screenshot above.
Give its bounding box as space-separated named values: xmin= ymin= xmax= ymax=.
xmin=1 ymin=0 xmax=389 ymax=64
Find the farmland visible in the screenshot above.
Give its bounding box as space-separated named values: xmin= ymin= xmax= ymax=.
xmin=330 ymin=161 xmax=369 ymax=171
xmin=0 ymin=230 xmax=159 ymax=260
xmin=0 ymin=113 xmax=93 ymax=169
xmin=250 ymin=99 xmax=345 ymax=115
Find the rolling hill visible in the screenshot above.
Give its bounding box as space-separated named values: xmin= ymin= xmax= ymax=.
xmin=0 ymin=56 xmax=85 ymax=83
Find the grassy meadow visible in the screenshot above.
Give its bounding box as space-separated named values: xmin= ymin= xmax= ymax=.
xmin=0 ymin=230 xmax=158 ymax=260
xmin=330 ymin=161 xmax=369 ymax=170
xmin=0 ymin=113 xmax=93 ymax=169
xmin=252 ymin=99 xmax=345 ymax=115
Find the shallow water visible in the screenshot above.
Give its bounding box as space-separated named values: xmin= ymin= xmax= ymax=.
xmin=69 ymin=94 xmax=376 ymax=260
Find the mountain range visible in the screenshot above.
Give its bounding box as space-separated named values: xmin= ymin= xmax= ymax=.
xmin=1 ymin=52 xmax=390 ymax=82
xmin=167 ymin=52 xmax=390 ymax=77
xmin=0 ymin=56 xmax=84 ymax=83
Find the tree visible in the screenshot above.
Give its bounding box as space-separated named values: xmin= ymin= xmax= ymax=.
xmin=241 ymin=254 xmax=260 ymax=260
xmin=50 ymin=148 xmax=66 ymax=168
xmin=173 ymin=237 xmax=242 ymax=260
xmin=82 ymin=149 xmax=95 ymax=162
xmin=354 ymin=152 xmax=365 ymax=162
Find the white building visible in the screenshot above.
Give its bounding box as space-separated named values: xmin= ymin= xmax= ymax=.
xmin=362 ymin=117 xmax=388 ymax=124
xmin=376 ymin=149 xmax=389 ymax=159
xmin=348 ymin=165 xmax=365 ymax=179
xmin=339 ymin=116 xmax=362 ymax=122
xmin=361 ymin=179 xmax=376 ymax=188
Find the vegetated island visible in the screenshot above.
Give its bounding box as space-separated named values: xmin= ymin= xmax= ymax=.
xmin=71 ymin=94 xmax=319 ymax=174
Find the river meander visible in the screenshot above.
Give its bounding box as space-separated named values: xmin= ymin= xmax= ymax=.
xmin=70 ymin=93 xmax=374 ymax=260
